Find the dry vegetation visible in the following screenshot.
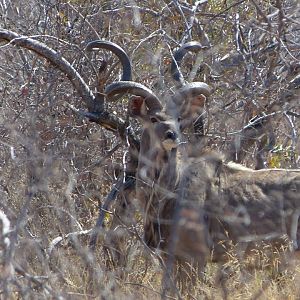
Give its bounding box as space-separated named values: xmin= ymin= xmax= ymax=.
xmin=0 ymin=0 xmax=299 ymax=299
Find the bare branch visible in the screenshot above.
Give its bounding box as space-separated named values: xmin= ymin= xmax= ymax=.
xmin=0 ymin=29 xmax=140 ymax=146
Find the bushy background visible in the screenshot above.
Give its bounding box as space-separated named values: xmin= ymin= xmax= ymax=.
xmin=0 ymin=1 xmax=299 ymax=299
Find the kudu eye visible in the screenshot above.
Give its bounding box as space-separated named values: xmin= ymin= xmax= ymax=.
xmin=150 ymin=117 xmax=159 ymax=123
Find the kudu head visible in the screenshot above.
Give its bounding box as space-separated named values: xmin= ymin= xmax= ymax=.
xmin=105 ymin=79 xmax=211 ymax=166
xmin=104 ymin=40 xmax=212 ymax=172
xmin=99 ymin=40 xmax=212 ymax=179
xmin=105 ymin=81 xmax=179 ymax=177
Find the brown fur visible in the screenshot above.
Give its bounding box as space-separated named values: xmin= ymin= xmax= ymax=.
xmin=204 ymin=158 xmax=300 ymax=261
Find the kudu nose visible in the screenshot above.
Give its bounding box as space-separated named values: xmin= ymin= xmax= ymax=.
xmin=165 ymin=130 xmax=177 ymax=141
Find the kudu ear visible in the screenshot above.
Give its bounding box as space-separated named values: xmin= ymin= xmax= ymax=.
xmin=128 ymin=96 xmax=147 ymax=118
xmin=189 ymin=94 xmax=207 ymax=114
xmin=179 ymin=93 xmax=207 ymax=131
xmin=190 ymin=94 xmax=206 ymax=108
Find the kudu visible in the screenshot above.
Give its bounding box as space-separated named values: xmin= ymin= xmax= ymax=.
xmin=105 ymin=79 xmax=300 ymax=283
xmin=102 ymin=42 xmax=299 ymax=283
